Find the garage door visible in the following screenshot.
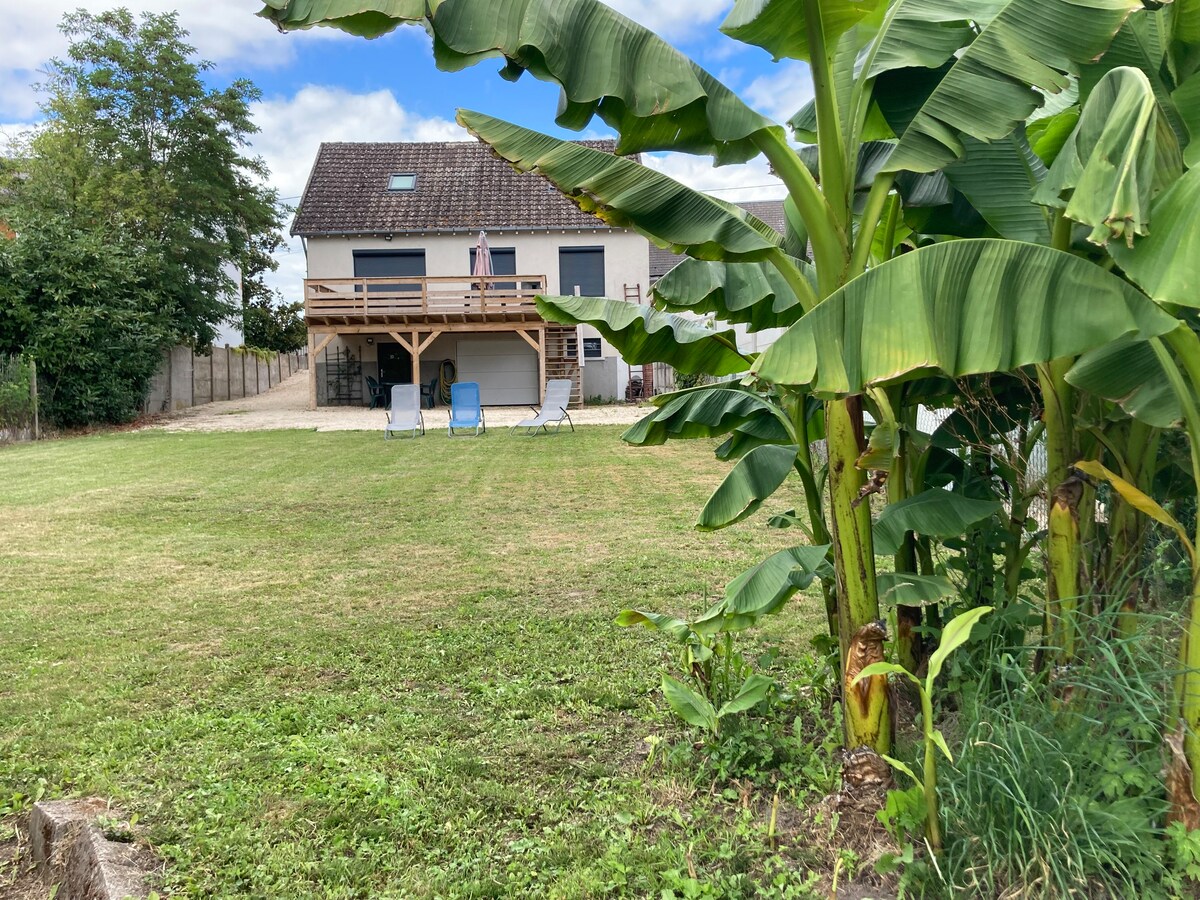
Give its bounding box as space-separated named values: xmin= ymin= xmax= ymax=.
xmin=456 ymin=337 xmax=538 ymax=406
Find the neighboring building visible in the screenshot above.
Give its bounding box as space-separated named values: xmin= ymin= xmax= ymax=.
xmin=292 ymin=140 xmax=651 ymax=408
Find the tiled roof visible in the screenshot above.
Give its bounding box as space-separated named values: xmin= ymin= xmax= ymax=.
xmin=648 ymin=199 xmax=787 ymax=280
xmin=291 ymin=140 xmax=629 ymax=237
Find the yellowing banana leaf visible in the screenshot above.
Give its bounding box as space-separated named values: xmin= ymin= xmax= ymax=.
xmin=720 ymin=0 xmax=887 ymax=63
xmin=873 ymin=490 xmax=1003 ymax=556
xmin=622 ymin=385 xmax=791 ymax=447
xmin=882 ymin=0 xmax=1141 ymax=174
xmin=1073 ymin=459 xmax=1196 ymax=567
xmin=535 ymin=295 xmax=750 ymax=377
xmin=697 ymin=444 xmax=799 ymax=531
xmin=1108 ymin=167 xmax=1200 ymax=307
xmin=1035 ymin=67 xmax=1179 ymax=248
xmin=651 ymin=257 xmax=810 ymax=332
xmin=458 ymin=110 xmax=781 ymax=263
xmin=753 ymin=240 xmax=1177 ymax=395
xmin=259 ymin=0 xmax=778 ymax=164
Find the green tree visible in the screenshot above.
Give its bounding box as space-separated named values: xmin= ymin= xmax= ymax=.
xmin=5 ymin=8 xmax=284 ymax=348
xmin=243 ymin=294 xmax=308 ymax=353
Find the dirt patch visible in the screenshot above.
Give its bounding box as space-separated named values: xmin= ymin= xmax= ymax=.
xmin=0 ymin=818 xmax=48 ymax=900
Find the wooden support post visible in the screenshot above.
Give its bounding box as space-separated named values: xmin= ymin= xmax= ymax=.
xmin=411 ymin=329 xmax=420 ymax=384
xmin=538 ymin=328 xmax=547 ymax=404
xmin=308 ymin=331 xmax=338 ymax=410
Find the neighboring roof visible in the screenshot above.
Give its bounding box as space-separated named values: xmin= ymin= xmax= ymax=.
xmin=648 ymin=199 xmax=787 ymax=281
xmin=292 ymin=140 xmax=630 ymax=237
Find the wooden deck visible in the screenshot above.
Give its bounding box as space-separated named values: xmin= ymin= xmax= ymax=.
xmin=304 ymin=274 xmax=548 ymax=326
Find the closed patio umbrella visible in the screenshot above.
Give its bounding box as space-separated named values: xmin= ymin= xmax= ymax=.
xmin=473 ymin=230 xmax=494 ymax=278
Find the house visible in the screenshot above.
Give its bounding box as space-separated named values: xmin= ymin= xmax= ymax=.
xmin=292 ymin=140 xmax=651 ymax=409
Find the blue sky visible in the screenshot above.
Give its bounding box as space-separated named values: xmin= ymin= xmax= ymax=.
xmin=0 ymin=1 xmax=811 ymax=297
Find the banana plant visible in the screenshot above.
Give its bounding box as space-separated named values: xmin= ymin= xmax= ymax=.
xmin=258 ymin=0 xmax=1176 ymax=766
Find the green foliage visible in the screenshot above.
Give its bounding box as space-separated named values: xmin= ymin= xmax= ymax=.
xmin=0 ymin=354 xmax=35 ymax=437
xmin=0 ymin=214 xmax=170 ymax=427
xmin=927 ymin=614 xmax=1179 ymax=899
xmin=0 ymin=7 xmax=284 ymax=344
xmin=242 ymin=296 xmax=307 ymax=353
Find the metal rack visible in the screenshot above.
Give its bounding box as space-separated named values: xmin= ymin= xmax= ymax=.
xmin=324 ymin=346 xmax=363 ymax=406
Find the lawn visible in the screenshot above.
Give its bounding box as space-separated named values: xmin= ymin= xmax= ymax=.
xmin=0 ymin=427 xmax=833 ymax=898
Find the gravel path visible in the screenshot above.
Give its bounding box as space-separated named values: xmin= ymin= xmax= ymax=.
xmin=145 ymin=372 xmax=651 ymax=433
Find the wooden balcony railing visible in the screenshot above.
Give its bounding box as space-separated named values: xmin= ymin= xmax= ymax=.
xmin=303 ymin=274 xmax=549 ymax=324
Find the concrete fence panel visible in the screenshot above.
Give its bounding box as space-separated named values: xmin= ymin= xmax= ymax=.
xmin=142 ymin=346 xmax=308 ymax=415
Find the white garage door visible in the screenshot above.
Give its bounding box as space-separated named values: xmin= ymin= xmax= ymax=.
xmin=456 ymin=337 xmax=538 ymax=406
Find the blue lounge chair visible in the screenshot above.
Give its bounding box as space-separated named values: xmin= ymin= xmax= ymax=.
xmin=384 ymin=384 xmax=424 ymax=439
xmin=448 ymin=382 xmax=485 ymax=436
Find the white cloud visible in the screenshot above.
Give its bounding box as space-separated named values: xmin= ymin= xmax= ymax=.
xmin=599 ymin=0 xmax=732 ymax=42
xmin=0 ymin=0 xmax=340 ymax=119
xmin=742 ymin=61 xmax=813 ymax=127
xmin=642 ymin=152 xmax=785 ymax=203
xmin=248 ymin=85 xmax=465 ymax=299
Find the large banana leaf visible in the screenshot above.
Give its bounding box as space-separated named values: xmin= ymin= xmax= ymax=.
xmin=881 ymin=0 xmax=1141 ymax=174
xmin=536 ymin=295 xmax=750 ymax=376
xmin=695 ymin=545 xmax=832 ymax=633
xmin=873 ymin=490 xmax=1003 ymax=556
xmin=1108 ymin=167 xmax=1200 ymax=307
xmin=868 ymin=0 xmax=1002 ymax=78
xmin=1035 ymin=67 xmax=1179 ymax=247
xmin=1066 ymin=336 xmax=1182 ymax=428
xmin=878 ymin=572 xmax=957 ymax=607
xmin=651 ymin=257 xmax=810 ymax=332
xmin=943 ymin=134 xmax=1050 ymax=243
xmin=259 ymin=0 xmax=778 ymax=164
xmin=697 ymin=444 xmax=798 ymax=531
xmin=753 ymin=239 xmax=1177 ymax=394
xmin=458 ymin=110 xmax=781 ymax=263
xmin=623 ymin=385 xmax=791 ymax=446
xmin=719 ymin=0 xmax=887 ymax=63
xmin=1079 ymin=8 xmax=1189 ymax=147
xmin=1173 ymin=73 xmax=1200 ymax=167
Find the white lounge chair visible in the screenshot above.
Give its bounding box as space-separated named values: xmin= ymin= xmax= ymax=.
xmin=512 ymin=379 xmax=575 ymax=434
xmin=384 ymin=384 xmax=424 ymax=439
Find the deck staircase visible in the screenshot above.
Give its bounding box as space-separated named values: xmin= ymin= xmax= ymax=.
xmin=545 ymin=325 xmax=583 ymax=408
xmin=624 ymin=283 xmax=654 ymax=398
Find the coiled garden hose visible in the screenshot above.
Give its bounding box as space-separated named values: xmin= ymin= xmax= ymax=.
xmin=438 ymin=359 xmax=457 ymax=405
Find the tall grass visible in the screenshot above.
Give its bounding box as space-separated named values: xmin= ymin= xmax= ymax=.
xmin=933 ymin=608 xmax=1178 ymax=898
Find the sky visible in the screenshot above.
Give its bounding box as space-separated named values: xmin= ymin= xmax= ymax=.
xmin=0 ymin=1 xmax=812 ymax=301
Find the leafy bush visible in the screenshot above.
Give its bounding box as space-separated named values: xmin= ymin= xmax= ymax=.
xmin=0 ymin=215 xmax=171 ymax=427
xmin=243 ymin=295 xmax=307 ymax=353
xmin=0 ymin=354 xmax=34 ymax=439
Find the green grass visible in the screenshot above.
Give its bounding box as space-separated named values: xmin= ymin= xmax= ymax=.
xmin=0 ymin=427 xmax=828 ymax=898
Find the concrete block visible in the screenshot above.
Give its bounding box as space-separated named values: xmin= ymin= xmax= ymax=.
xmin=30 ymin=800 xmax=152 ymax=900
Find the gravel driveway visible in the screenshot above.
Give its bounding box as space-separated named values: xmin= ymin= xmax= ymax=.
xmin=145 ymin=372 xmax=651 ymax=433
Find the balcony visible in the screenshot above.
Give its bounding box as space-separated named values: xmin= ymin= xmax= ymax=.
xmin=303 ymin=274 xmax=549 ymax=326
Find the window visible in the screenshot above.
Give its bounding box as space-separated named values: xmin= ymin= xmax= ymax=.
xmin=387 ymin=173 xmax=417 ymax=191
xmin=583 ymin=337 xmax=602 ymax=359
xmin=559 ymin=246 xmax=605 ymax=297
xmin=469 ymin=247 xmax=516 ymax=290
xmin=353 ymin=249 xmax=426 ymax=293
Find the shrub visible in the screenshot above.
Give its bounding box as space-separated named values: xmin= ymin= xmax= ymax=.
xmin=0 ymin=354 xmax=35 ymax=440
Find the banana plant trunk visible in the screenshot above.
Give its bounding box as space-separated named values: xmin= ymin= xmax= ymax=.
xmin=1038 ymin=356 xmax=1079 ymax=667
xmin=827 ymin=396 xmax=890 ymax=753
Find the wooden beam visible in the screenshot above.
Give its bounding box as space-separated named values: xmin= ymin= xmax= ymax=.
xmin=515 ymin=329 xmax=540 ymax=352
xmin=387 ymin=331 xmax=414 ymax=353
xmin=538 ymin=328 xmax=547 ymax=404
xmin=410 ymin=330 xmax=420 ymax=384
xmin=417 ymin=330 xmax=443 ymax=354
xmin=310 ymin=322 xmax=550 ymax=334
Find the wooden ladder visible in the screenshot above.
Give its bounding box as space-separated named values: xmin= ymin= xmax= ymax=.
xmin=544 ymin=325 xmax=583 ymax=407
xmin=623 ymin=283 xmax=653 ymax=397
